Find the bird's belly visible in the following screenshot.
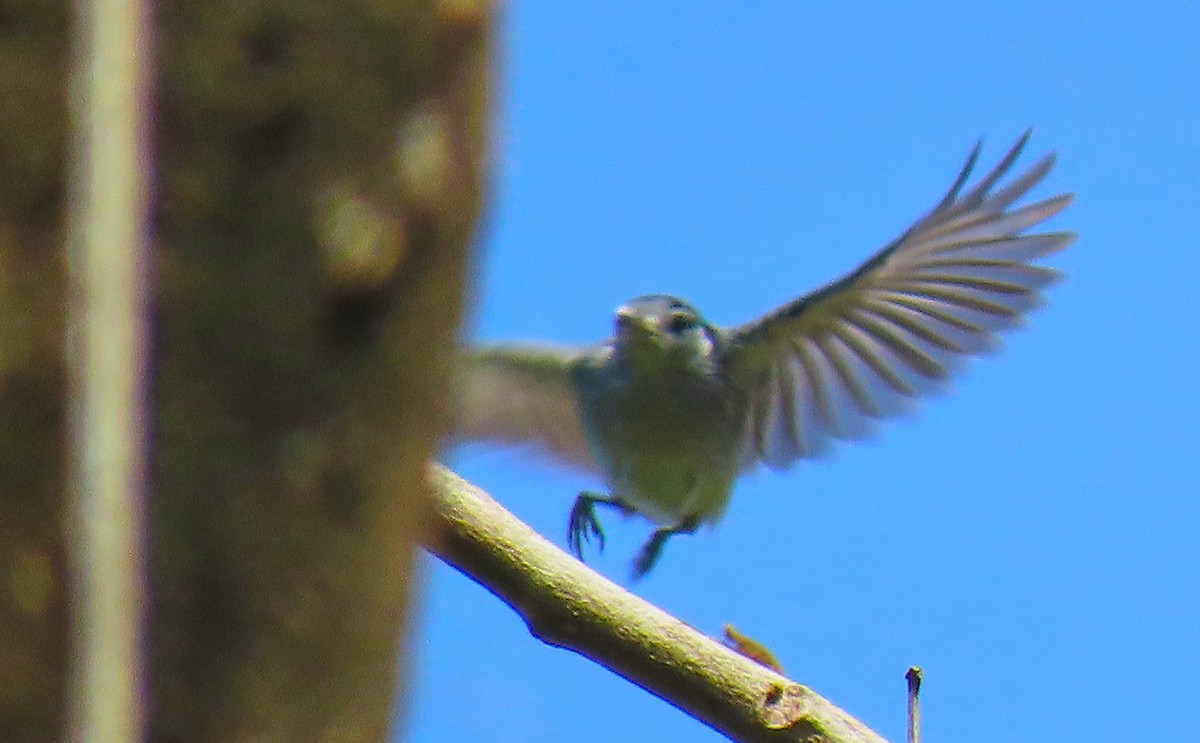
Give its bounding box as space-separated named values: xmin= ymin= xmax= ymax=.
xmin=608 ymin=454 xmax=734 ymax=527
xmin=578 ymin=377 xmax=742 ymax=526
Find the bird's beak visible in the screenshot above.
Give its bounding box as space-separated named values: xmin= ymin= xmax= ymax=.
xmin=615 ymin=306 xmax=656 ymax=337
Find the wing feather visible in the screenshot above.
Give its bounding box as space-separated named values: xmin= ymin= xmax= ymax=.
xmin=451 ymin=343 xmax=597 ymax=472
xmin=726 ymin=133 xmax=1075 ymax=470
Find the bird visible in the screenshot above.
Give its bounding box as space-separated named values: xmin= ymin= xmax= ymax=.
xmin=452 ymin=132 xmax=1075 ymax=579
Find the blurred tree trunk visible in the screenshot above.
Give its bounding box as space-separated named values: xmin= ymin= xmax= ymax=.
xmin=0 ymin=1 xmax=490 ymax=740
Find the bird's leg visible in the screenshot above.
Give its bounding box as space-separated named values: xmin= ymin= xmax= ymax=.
xmin=632 ymin=515 xmax=701 ymax=579
xmin=567 ymin=491 xmax=634 ymax=560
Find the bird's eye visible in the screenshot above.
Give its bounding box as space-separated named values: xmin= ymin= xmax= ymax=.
xmin=666 ymin=312 xmax=694 ymax=334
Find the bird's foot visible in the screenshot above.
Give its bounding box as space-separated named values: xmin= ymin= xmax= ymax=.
xmin=631 ymin=515 xmax=701 ymax=580
xmin=567 ymin=492 xmax=633 ymax=560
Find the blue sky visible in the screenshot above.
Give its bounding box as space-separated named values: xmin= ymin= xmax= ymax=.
xmin=405 ymin=4 xmax=1199 ymax=741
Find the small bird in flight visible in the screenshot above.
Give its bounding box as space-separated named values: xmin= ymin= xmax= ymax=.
xmin=453 ymin=133 xmax=1074 ymax=578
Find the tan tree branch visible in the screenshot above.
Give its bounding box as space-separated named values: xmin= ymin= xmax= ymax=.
xmin=426 ymin=465 xmax=891 ymax=743
xmin=65 ymin=0 xmax=150 ymax=740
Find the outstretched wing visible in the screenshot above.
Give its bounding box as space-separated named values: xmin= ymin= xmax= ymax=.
xmin=450 ymin=343 xmax=598 ymax=472
xmin=724 ymin=132 xmax=1075 ymax=470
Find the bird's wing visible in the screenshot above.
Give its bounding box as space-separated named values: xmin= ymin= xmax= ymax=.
xmin=723 ymin=132 xmax=1075 ymax=470
xmin=450 ymin=343 xmax=598 ymax=472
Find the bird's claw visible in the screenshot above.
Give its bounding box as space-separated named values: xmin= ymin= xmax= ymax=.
xmin=631 ymin=530 xmax=668 ymax=580
xmin=631 ymin=515 xmax=701 ymax=580
xmin=568 ymin=493 xmax=607 ymax=559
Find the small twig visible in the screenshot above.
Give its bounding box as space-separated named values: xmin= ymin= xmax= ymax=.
xmin=905 ymin=667 xmax=923 ymax=743
xmin=723 ymin=624 xmax=786 ymax=675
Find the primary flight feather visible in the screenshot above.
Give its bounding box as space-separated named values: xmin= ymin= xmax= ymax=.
xmin=453 ymin=132 xmax=1075 ymax=578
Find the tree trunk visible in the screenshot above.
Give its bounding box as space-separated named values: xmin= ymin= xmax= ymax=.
xmin=0 ymin=2 xmax=490 ymax=740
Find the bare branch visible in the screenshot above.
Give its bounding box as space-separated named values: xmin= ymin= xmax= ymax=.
xmin=426 ymin=465 xmax=890 ymax=743
xmin=65 ymin=0 xmax=151 ymax=740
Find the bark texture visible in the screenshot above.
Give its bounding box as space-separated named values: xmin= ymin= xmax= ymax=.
xmin=0 ymin=1 xmax=490 ymax=740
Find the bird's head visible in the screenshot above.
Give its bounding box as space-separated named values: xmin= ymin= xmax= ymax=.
xmin=612 ymin=295 xmax=719 ymax=365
